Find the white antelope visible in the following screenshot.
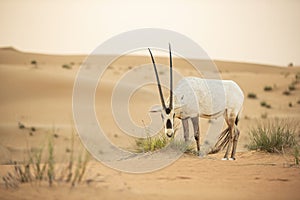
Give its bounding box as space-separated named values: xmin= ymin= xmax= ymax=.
xmin=148 ymin=44 xmax=244 ymax=160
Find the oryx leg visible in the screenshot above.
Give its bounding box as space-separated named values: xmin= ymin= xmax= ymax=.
xmin=182 ymin=118 xmax=189 ymax=142
xmin=191 ymin=117 xmax=200 ymax=155
xmin=223 ymin=115 xmax=236 ymax=160
xmin=231 ymin=127 xmax=240 ymax=159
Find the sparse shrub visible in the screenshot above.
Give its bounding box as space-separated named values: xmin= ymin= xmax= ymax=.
xmin=136 ymin=134 xmax=168 ymax=152
xmin=12 ymin=162 xmax=32 ymax=184
xmin=260 ymin=101 xmax=271 ymax=109
xmin=264 ymin=86 xmax=273 ymax=91
xmin=65 ymin=131 xmax=74 ymax=183
xmin=247 ymin=93 xmax=257 ymax=99
xmin=31 ymin=60 xmax=38 ymax=68
xmin=62 ymin=64 xmax=72 ymax=69
xmin=71 ymin=151 xmax=89 ymax=187
xmin=297 ymin=100 xmax=300 ymax=105
xmin=18 ymin=122 xmax=25 ymax=129
xmin=289 ymin=102 xmax=293 ymax=107
xmin=136 ymin=134 xmax=196 ymax=154
xmin=260 ymin=101 xmax=267 ymax=107
xmin=31 ymin=147 xmax=46 ymax=181
xmin=248 ymin=119 xmax=297 ymax=153
xmin=2 ymin=129 xmax=90 ymax=188
xmin=47 ymin=136 xmax=54 ymax=186
xmin=283 ymin=90 xmax=291 ymax=96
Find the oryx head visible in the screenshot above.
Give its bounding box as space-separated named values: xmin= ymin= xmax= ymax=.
xmin=148 ymin=44 xmax=175 ymax=138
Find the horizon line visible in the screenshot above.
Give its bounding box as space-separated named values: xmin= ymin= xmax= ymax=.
xmin=0 ymin=46 xmax=297 ymax=68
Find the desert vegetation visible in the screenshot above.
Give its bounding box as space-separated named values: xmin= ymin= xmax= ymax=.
xmin=135 ymin=133 xmax=168 ymax=153
xmin=247 ymin=119 xmax=299 ymax=165
xmin=263 ymin=86 xmax=273 ymax=91
xmin=62 ymin=64 xmax=72 ymax=69
xmin=260 ymin=101 xmax=271 ymax=109
xmin=247 ymin=92 xmax=257 ymax=99
xmin=135 ymin=128 xmax=195 ymax=155
xmin=1 ymin=129 xmax=90 ymax=188
xmin=30 ymin=60 xmax=38 ymax=68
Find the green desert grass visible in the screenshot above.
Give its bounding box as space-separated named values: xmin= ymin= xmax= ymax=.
xmin=247 ymin=92 xmax=257 ymax=99
xmin=62 ymin=64 xmax=72 ymax=69
xmin=260 ymin=101 xmax=271 ymax=109
xmin=135 ymin=124 xmax=195 ymax=154
xmin=2 ymin=130 xmax=90 ymax=188
xmin=135 ymin=134 xmax=195 ymax=154
xmin=135 ymin=133 xmax=168 ymax=152
xmin=247 ymin=119 xmax=299 ymax=165
xmin=263 ymin=86 xmax=273 ymax=91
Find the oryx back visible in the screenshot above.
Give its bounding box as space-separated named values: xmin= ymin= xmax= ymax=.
xmin=174 ymin=77 xmax=243 ymax=119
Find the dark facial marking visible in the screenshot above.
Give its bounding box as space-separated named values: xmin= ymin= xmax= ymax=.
xmin=166 ymin=108 xmax=171 ymax=114
xmin=167 ymin=132 xmax=173 ymax=137
xmin=166 ymin=119 xmax=172 ymax=129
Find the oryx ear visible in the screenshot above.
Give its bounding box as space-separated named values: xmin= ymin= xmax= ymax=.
xmin=149 ymin=105 xmax=163 ymax=113
xmin=173 ymin=104 xmax=186 ymax=118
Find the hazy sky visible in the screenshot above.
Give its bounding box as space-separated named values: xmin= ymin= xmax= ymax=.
xmin=0 ymin=0 xmax=299 ymax=66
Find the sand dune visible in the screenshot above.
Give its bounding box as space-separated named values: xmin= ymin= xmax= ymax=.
xmin=0 ymin=47 xmax=299 ymax=199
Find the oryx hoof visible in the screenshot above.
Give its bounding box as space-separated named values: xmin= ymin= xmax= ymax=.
xmin=221 ymin=157 xmax=235 ymax=161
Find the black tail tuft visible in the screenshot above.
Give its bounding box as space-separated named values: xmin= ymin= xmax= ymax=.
xmin=209 ymin=127 xmax=231 ymax=154
xmin=209 ymin=115 xmax=239 ymax=154
xmin=235 ymin=115 xmax=239 ymax=126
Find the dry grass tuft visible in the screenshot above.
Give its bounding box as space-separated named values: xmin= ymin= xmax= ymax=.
xmin=248 ymin=119 xmax=298 ymax=155
xmin=2 ymin=129 xmax=90 ymax=188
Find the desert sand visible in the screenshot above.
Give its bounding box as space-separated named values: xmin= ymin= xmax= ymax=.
xmin=0 ymin=47 xmax=300 ymax=200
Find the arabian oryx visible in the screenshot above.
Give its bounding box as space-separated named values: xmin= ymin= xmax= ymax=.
xmin=148 ymin=44 xmax=244 ymax=160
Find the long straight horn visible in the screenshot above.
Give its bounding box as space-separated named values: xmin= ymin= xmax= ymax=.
xmin=148 ymin=48 xmax=166 ymax=110
xmin=169 ymin=43 xmax=173 ymax=110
